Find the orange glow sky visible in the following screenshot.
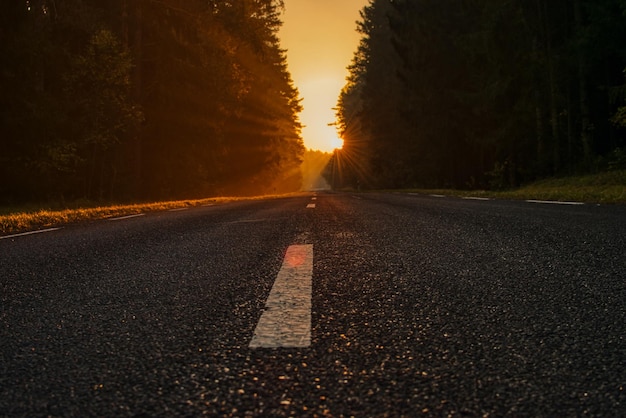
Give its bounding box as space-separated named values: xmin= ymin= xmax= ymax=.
xmin=279 ymin=0 xmax=368 ymax=152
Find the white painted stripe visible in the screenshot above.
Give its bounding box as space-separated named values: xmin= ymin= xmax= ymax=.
xmin=430 ymin=194 xmax=446 ymax=198
xmin=168 ymin=208 xmax=189 ymax=212
xmin=311 ymin=197 xmax=317 ymax=200
xmin=462 ymin=197 xmax=491 ymax=201
xmin=250 ymin=244 xmax=313 ymax=348
xmin=108 ymin=213 xmax=145 ymax=221
xmin=307 ymin=203 xmax=316 ymax=208
xmin=0 ymin=228 xmax=62 ymax=240
xmin=526 ymin=199 xmax=584 ymax=206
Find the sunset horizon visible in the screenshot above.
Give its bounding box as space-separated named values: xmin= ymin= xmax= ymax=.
xmin=279 ymin=0 xmax=368 ymax=153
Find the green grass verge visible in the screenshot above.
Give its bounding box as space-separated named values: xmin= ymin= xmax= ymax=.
xmin=397 ymin=170 xmax=626 ymax=204
xmin=0 ymin=193 xmax=302 ymax=236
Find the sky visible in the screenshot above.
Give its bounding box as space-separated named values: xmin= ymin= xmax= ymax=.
xmin=279 ymin=0 xmax=369 ymax=152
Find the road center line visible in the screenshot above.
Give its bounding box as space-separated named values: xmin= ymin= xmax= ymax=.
xmin=249 ymin=244 xmax=313 ymax=348
xmin=307 ymin=203 xmax=316 ymax=208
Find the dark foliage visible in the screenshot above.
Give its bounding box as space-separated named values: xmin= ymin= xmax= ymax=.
xmin=328 ymin=0 xmax=626 ymax=190
xmin=0 ymin=0 xmax=304 ymax=204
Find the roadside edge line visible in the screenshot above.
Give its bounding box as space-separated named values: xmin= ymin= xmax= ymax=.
xmin=108 ymin=213 xmax=146 ymax=221
xmin=1 ymin=228 xmax=62 ymax=240
xmin=526 ymin=199 xmax=584 ymax=206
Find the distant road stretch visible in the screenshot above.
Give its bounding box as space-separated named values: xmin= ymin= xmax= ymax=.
xmin=2 ymin=192 xmax=625 ymax=416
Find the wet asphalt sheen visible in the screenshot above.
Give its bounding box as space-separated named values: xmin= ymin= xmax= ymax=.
xmin=1 ymin=192 xmax=625 ymax=417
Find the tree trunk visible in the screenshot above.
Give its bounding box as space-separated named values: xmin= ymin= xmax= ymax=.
xmin=541 ymin=0 xmax=560 ymax=173
xmin=574 ymin=0 xmax=592 ymax=165
xmin=130 ymin=0 xmax=144 ymax=197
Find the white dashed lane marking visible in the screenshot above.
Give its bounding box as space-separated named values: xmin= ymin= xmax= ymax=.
xmin=462 ymin=197 xmax=491 ymax=201
xmin=307 ymin=204 xmax=316 ymax=208
xmin=108 ymin=214 xmax=146 ymax=221
xmin=250 ymin=244 xmax=313 ymax=348
xmin=0 ymin=228 xmax=62 ymax=240
xmin=526 ymin=200 xmax=584 ymax=206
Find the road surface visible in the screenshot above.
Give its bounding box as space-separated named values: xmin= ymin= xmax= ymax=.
xmin=1 ymin=192 xmax=625 ymax=416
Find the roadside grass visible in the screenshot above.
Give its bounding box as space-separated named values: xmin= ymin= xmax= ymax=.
xmin=3 ymin=171 xmax=624 ymax=236
xmin=0 ymin=193 xmax=301 ymax=236
xmin=397 ymin=170 xmax=626 ymax=204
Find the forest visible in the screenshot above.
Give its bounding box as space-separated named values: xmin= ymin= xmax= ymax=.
xmin=329 ymin=0 xmax=626 ymax=190
xmin=0 ymin=0 xmax=304 ymax=205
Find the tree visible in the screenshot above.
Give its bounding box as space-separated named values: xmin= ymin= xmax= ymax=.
xmin=333 ymin=0 xmax=626 ymax=191
xmin=65 ymin=29 xmax=142 ymax=199
xmin=0 ymin=0 xmax=143 ymax=202
xmin=1 ymin=0 xmax=305 ymax=204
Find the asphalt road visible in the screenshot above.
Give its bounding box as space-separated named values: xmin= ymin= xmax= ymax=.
xmin=1 ymin=192 xmax=625 ymax=416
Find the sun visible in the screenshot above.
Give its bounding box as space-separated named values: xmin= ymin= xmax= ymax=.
xmin=330 ymin=135 xmax=344 ymax=150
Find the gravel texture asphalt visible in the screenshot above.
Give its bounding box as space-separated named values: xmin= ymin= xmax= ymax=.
xmin=1 ymin=192 xmax=625 ymax=417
